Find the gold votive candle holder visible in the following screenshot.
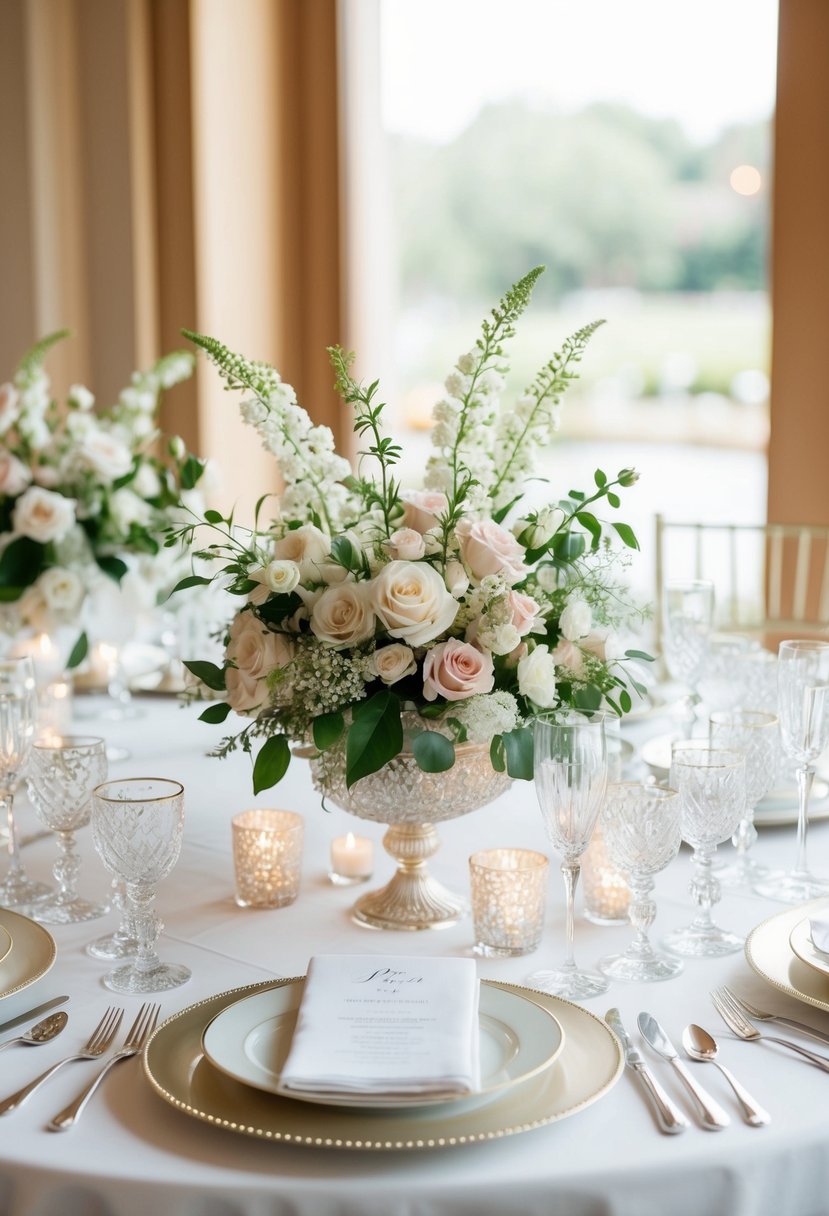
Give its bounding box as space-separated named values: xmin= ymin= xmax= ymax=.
xmin=469 ymin=848 xmax=549 ymax=957
xmin=232 ymin=809 xmax=303 ymax=908
xmin=582 ymin=821 xmax=631 ymax=925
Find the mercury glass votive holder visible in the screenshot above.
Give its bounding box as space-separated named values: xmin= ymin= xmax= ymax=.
xmin=582 ymin=821 xmax=631 ymax=926
xmin=469 ymin=848 xmax=549 ymax=957
xmin=232 ymin=810 xmax=304 ymax=909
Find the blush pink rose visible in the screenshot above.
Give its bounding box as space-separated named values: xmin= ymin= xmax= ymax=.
xmin=423 ymin=639 xmax=494 ymax=702
xmin=508 ymin=591 xmax=540 ymax=636
xmin=551 ymin=638 xmax=586 ymax=676
xmin=455 ymin=518 xmax=528 ymax=585
xmin=400 ymin=489 xmax=448 ymax=534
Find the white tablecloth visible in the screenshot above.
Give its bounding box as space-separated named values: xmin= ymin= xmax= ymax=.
xmin=2 ymin=696 xmax=829 ymax=1216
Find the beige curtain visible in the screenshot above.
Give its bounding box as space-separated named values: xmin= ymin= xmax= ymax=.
xmin=0 ymin=0 xmax=345 ymax=517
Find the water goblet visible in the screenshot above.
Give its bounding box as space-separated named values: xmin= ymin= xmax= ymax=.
xmin=91 ymin=778 xmax=190 ymax=993
xmin=597 ymin=782 xmax=683 ymax=982
xmin=526 ymin=713 xmax=608 ymax=1000
xmin=85 ymin=880 xmax=139 ymax=960
xmin=0 ymin=656 xmax=51 ymax=907
xmin=754 ymin=640 xmax=829 ymax=903
xmin=662 ymin=744 xmax=746 ymax=957
xmin=709 ymin=709 xmax=778 ymax=886
xmin=662 ymin=579 xmax=715 ymax=734
xmin=26 ymin=736 xmax=109 ymax=923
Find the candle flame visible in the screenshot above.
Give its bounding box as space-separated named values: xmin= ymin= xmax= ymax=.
xmin=345 ymin=831 xmax=356 ymax=849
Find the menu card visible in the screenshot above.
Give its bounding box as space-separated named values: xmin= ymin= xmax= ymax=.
xmin=279 ymin=954 xmax=481 ymax=1097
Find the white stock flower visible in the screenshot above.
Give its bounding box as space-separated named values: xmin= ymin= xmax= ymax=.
xmin=0 ymin=450 xmax=31 ymax=496
xmin=444 ymin=371 xmax=467 ymax=397
xmin=370 ymin=560 xmax=458 ymax=647
xmin=383 ymin=528 xmax=425 ymax=562
xmin=559 ymin=598 xmax=592 ymax=642
xmin=131 ymin=463 xmax=162 ymax=499
xmin=517 ymin=644 xmax=559 ymax=709
xmin=310 ymin=582 xmax=376 ymax=649
xmin=38 ymin=566 xmax=84 ymax=616
xmin=78 ymin=431 xmax=133 ymax=482
xmin=108 ymin=489 xmax=152 ymax=533
xmin=12 ymin=487 xmax=76 ymax=544
xmin=370 ymin=643 xmax=416 ymax=685
xmin=68 ymin=384 xmax=95 ymax=411
xmin=456 ymin=350 xmax=478 ymax=375
xmin=0 ymin=384 xmax=20 ymax=435
xmin=119 ymin=386 xmax=156 ymax=414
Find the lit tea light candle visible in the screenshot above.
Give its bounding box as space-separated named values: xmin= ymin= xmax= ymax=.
xmin=329 ymin=831 xmax=373 ymax=885
xmin=231 ymin=809 xmax=304 ymax=908
xmin=37 ymin=678 xmax=73 ymax=743
xmin=11 ymin=632 xmax=63 ymax=685
xmin=582 ymin=824 xmax=631 ymax=925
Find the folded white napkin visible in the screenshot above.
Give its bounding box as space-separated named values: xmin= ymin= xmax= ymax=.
xmin=279 ymin=954 xmax=481 ymax=1098
xmin=809 ymin=911 xmax=829 ymax=954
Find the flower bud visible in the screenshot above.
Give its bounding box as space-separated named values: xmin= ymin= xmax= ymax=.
xmin=168 ymin=435 xmax=186 ymax=460
xmin=618 ymin=467 xmax=639 ymax=487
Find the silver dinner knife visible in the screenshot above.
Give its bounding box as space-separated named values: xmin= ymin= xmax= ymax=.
xmin=605 ymin=1009 xmax=689 ymax=1135
xmin=0 ymin=995 xmax=69 ymax=1038
xmin=637 ymin=1011 xmax=730 ymax=1131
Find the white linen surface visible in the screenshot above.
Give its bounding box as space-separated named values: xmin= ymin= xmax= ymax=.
xmin=2 ymin=697 xmax=829 ymax=1216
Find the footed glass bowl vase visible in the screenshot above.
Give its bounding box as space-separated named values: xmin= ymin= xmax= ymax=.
xmin=306 ymin=732 xmax=511 ymax=931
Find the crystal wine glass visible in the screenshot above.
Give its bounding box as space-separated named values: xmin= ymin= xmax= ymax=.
xmin=0 ymin=656 xmax=51 ymax=907
xmin=709 ymin=709 xmax=778 ymax=886
xmin=598 ymin=782 xmax=683 ymax=982
xmin=91 ymin=778 xmax=190 ymax=993
xmin=662 ymin=744 xmax=746 ymax=957
xmin=26 ymin=736 xmax=108 ymax=923
xmin=526 ymin=713 xmax=608 ymax=1000
xmin=85 ymin=880 xmax=139 ymax=960
xmin=662 ymin=580 xmax=715 ymax=734
xmin=754 ymin=640 xmax=829 ymax=903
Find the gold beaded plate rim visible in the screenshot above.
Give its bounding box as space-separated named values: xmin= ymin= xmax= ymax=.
xmin=745 ymin=898 xmax=829 ymax=1012
xmin=143 ymin=977 xmax=623 ymax=1151
xmin=0 ymin=909 xmax=56 ymax=1000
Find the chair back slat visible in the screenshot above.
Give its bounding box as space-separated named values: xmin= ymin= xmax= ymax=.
xmin=768 ymin=528 xmax=784 ymax=621
xmin=793 ymin=531 xmax=812 ymax=622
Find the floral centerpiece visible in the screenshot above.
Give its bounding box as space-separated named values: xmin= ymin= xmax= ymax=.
xmin=173 ymin=266 xmax=649 ymax=795
xmin=0 ymin=331 xmax=207 ymax=667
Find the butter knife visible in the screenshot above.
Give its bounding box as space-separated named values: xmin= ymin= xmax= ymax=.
xmin=605 ymin=1008 xmax=689 ymax=1134
xmin=637 ymin=1011 xmax=730 ymax=1131
xmin=0 ymin=995 xmax=69 ymax=1038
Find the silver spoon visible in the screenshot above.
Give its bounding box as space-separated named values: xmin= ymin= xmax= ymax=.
xmin=0 ymin=1011 xmax=68 ymax=1053
xmin=682 ymin=1023 xmax=770 ymax=1127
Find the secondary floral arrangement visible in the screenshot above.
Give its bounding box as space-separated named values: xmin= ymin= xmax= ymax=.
xmin=0 ymin=330 xmax=206 ymax=665
xmin=172 ymin=266 xmax=649 ymax=794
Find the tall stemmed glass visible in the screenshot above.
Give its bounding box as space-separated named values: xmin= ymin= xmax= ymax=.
xmin=755 ymin=640 xmax=829 ymax=903
xmin=598 ymin=782 xmax=683 ymax=982
xmin=527 ymin=714 xmax=608 ymax=1000
xmin=91 ymin=778 xmax=190 ymax=993
xmin=662 ymin=580 xmax=715 ymax=734
xmin=0 ymin=656 xmax=51 ymax=907
xmin=662 ymin=744 xmax=746 ymax=957
xmin=709 ymin=709 xmax=778 ymax=886
xmin=26 ymin=736 xmax=108 ymax=923
xmin=85 ymin=881 xmax=139 ymax=960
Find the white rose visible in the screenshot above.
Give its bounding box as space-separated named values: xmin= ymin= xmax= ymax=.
xmin=12 ymin=487 xmax=76 ymax=543
xmin=108 ymin=489 xmax=152 ymax=533
xmin=256 ymin=560 xmax=301 ymax=595
xmin=310 ymin=582 xmax=376 ymax=649
xmin=492 ymin=623 xmax=521 ymax=655
xmin=79 ymin=431 xmax=133 ymax=482
xmin=370 ymin=643 xmax=416 ymax=685
xmin=370 ymin=560 xmax=458 ymax=647
xmin=131 ymin=463 xmax=162 ymax=499
xmin=535 ymin=565 xmax=557 ymax=593
xmin=225 ymin=610 xmax=294 ymax=715
xmin=273 ymin=523 xmax=332 ymax=584
xmin=0 ymin=383 xmax=20 ymax=435
xmin=17 ymin=583 xmax=49 ymax=631
xmin=38 ymin=566 xmax=84 ymax=616
xmin=559 ymin=598 xmax=592 ymax=642
xmin=517 ymin=644 xmax=559 ymax=709
xmin=0 ymin=449 xmax=31 ymax=496
xmin=444 ymin=560 xmax=469 ymax=599
xmin=383 ymin=528 xmax=425 ymax=562
xmin=68 ymin=384 xmax=95 ymax=411
xmin=456 ymin=517 xmax=528 ymax=585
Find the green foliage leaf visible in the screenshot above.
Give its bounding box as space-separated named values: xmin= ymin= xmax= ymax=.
xmin=606 ymin=491 xmax=621 ymax=509
xmin=619 ymin=689 xmax=633 ymax=713
xmin=490 ymin=735 xmax=506 ymax=772
xmin=551 ymin=531 xmax=586 ymax=563
xmin=346 ymin=690 xmax=403 ymax=788
xmin=624 ymin=648 xmax=655 ymax=662
xmin=96 ymin=555 xmax=129 ymax=584
xmin=180 ymin=455 xmax=205 ymax=490
xmin=594 ymin=468 xmax=607 ymax=488
xmin=66 ymin=631 xmax=88 ymax=671
xmin=255 ymin=592 xmax=302 ymax=625
xmin=576 ymin=510 xmax=602 ymax=549
xmin=612 ymin=522 xmax=639 ymax=550
xmin=573 ymin=685 xmax=603 ymax=712
xmin=253 ymin=734 xmax=290 ymax=794
xmin=204 ymin=509 xmax=224 ymax=524
xmin=183 ymin=660 xmax=226 ymax=692
xmin=0 ymin=537 xmax=44 ymax=589
xmin=492 ymin=494 xmax=524 ymax=525
xmin=412 ymin=730 xmax=455 ymax=773
xmin=199 ymin=701 xmax=232 ymax=724
xmin=417 ymin=700 xmax=448 ymax=719
xmin=167 ymin=574 xmax=212 ymax=599
xmin=313 ymin=710 xmax=345 ymax=751
xmin=501 ymin=727 xmax=534 ymax=780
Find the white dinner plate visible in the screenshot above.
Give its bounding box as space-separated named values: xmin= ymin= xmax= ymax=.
xmin=745 ymin=899 xmax=829 ymax=1013
xmin=788 ymin=916 xmax=829 ymax=980
xmin=201 ymin=979 xmax=564 ymax=1109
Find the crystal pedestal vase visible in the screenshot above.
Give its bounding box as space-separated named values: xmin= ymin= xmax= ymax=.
xmin=305 ymin=723 xmax=511 ymax=931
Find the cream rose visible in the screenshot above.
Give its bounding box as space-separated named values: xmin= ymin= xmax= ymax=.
xmin=551 ymin=638 xmax=586 ymax=676
xmin=225 ymin=610 xmax=294 ymax=714
xmin=383 ymin=528 xmax=425 ymax=562
xmin=0 ymin=383 xmax=20 ymax=435
xmin=310 ymin=582 xmax=375 ymax=649
xmin=456 ymin=518 xmax=528 ymax=585
xmin=12 ymin=487 xmax=76 ymax=544
xmin=253 ymin=560 xmax=301 ymax=595
xmin=517 ymin=644 xmax=559 ymax=709
xmin=38 ymin=566 xmax=84 ymax=616
xmin=400 ymin=489 xmax=448 ymax=535
xmin=370 ymin=560 xmax=458 ymax=647
xmin=508 ymin=591 xmax=540 ymax=637
xmin=0 ymin=450 xmax=31 ymax=496
xmin=78 ymin=431 xmax=134 ymax=482
xmin=559 ymin=598 xmax=592 ymax=641
xmin=273 ymin=523 xmax=334 ymax=584
xmin=371 ymin=643 xmax=416 ymax=685
xmin=423 ymin=639 xmax=494 ymax=702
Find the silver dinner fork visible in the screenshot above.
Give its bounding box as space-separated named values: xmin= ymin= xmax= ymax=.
xmin=0 ymin=1006 xmax=123 ymax=1115
xmin=718 ymin=986 xmax=829 ymax=1048
xmin=711 ymin=988 xmax=829 ymax=1072
xmin=46 ymin=1003 xmax=160 ymax=1132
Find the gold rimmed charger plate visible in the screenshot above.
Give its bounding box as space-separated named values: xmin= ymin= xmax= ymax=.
xmin=144 ymin=978 xmax=623 ymax=1151
xmin=745 ymin=898 xmax=829 ymax=1012
xmin=0 ymin=925 xmax=11 ymax=967
xmin=0 ymin=908 xmax=56 ymax=1000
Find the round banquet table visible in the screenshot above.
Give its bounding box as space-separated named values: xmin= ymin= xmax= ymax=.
xmin=2 ymin=695 xmax=829 ymax=1216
